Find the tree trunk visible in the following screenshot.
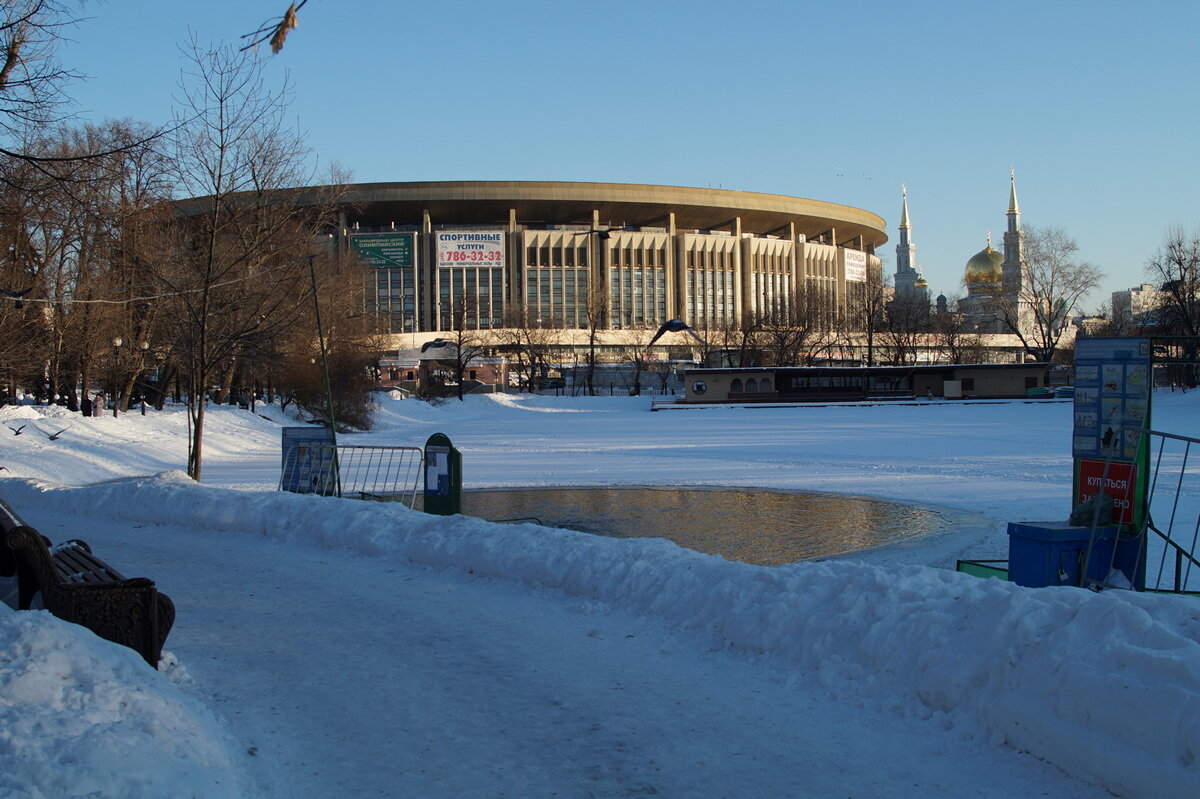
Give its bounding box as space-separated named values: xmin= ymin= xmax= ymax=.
xmin=80 ymin=363 xmax=92 ymax=409
xmin=121 ymin=373 xmax=138 ymax=412
xmin=215 ymin=359 xmax=237 ymax=404
xmin=187 ymin=397 xmax=206 ymax=481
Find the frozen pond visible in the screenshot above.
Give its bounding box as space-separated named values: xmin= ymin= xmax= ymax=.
xmin=458 ymin=486 xmax=952 ymax=565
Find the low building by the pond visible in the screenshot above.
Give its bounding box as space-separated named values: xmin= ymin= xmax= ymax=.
xmin=682 ymin=363 xmax=1052 ymax=403
xmin=377 ymin=341 xmax=510 ymax=396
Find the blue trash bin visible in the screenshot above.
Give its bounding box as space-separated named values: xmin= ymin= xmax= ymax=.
xmin=1008 ymin=521 xmax=1119 ymax=588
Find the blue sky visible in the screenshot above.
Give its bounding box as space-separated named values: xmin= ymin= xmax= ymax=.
xmin=59 ymin=0 xmax=1200 ymax=310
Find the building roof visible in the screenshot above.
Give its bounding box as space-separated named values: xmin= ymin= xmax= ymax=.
xmin=689 ymin=363 xmax=1050 ymax=376
xmin=177 ymin=180 xmax=889 ymax=249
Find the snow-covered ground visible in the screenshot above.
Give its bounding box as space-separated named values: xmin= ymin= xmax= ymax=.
xmin=1 ymin=391 xmax=1198 ymax=798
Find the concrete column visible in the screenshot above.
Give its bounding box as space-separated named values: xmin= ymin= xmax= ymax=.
xmin=787 ymin=222 xmax=798 ymax=296
xmin=508 ymin=208 xmax=519 ymax=314
xmin=591 ymin=209 xmax=607 ymax=328
xmin=740 ymin=234 xmax=754 ymax=319
xmin=666 ymin=212 xmax=678 ymax=320
xmin=733 ymin=217 xmax=744 ymax=324
xmin=423 ymin=210 xmax=434 ymax=332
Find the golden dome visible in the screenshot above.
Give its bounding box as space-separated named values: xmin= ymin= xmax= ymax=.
xmin=964 ymin=242 xmax=1003 ymax=287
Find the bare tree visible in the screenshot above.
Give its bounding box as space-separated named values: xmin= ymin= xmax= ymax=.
xmin=929 ymin=300 xmax=987 ymax=364
xmin=273 ymin=278 xmax=381 ymax=431
xmin=0 ymin=173 xmax=45 ymax=398
xmin=0 ymin=120 xmax=163 ymax=407
xmin=446 ymin=294 xmax=487 ymax=401
xmin=844 ymin=269 xmax=888 ymax=366
xmin=0 ymin=148 xmax=56 ymax=399
xmin=712 ymin=311 xmax=765 ymax=368
xmin=0 ymin=1 xmax=80 ymax=144
xmin=687 ymin=317 xmax=722 ymax=367
xmin=0 ymin=2 xmax=166 ymax=170
xmin=1095 ymin=299 xmax=1130 ymax=337
xmin=74 ymin=121 xmax=173 ymax=412
xmin=883 ymin=295 xmax=929 ymax=366
xmin=760 ymin=282 xmax=837 ymax=366
xmin=158 ymin=40 xmax=320 ymax=480
xmin=995 ymin=226 xmax=1102 ymax=363
xmin=499 ymin=307 xmax=559 ymax=392
xmin=1147 ymin=226 xmax=1200 ymax=338
xmin=578 ymin=285 xmax=606 ymax=395
xmin=618 ymin=324 xmax=660 ymax=396
xmin=1147 ymin=226 xmax=1200 ymax=386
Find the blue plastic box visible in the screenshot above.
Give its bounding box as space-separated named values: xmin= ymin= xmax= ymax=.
xmin=1008 ymin=521 xmax=1120 ymax=588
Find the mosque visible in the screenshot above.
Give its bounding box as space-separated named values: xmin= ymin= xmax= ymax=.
xmin=893 ymin=172 xmax=1033 ymax=336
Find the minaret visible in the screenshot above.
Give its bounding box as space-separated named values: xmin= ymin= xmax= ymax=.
xmin=1002 ymin=168 xmax=1026 ymax=295
xmin=894 ymin=185 xmax=920 ymax=299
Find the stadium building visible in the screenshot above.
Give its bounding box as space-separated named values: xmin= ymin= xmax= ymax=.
xmin=312 ymin=181 xmax=887 ymax=340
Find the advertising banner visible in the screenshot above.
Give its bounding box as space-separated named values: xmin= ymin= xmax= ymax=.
xmin=350 ymin=232 xmax=415 ymax=268
xmin=436 ymin=231 xmax=505 ymax=269
xmin=844 ymin=249 xmax=867 ymax=283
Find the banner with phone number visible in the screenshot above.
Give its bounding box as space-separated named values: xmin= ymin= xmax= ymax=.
xmin=436 ymin=231 xmax=505 ymax=269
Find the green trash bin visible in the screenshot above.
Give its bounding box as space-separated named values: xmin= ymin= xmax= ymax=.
xmin=423 ymin=432 xmax=462 ymax=515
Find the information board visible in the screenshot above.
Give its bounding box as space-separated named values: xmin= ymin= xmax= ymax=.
xmin=1072 ymin=338 xmax=1151 ymax=460
xmin=422 ymin=432 xmax=462 ymax=515
xmin=1071 ymin=338 xmax=1151 ymax=529
xmin=280 ymin=427 xmax=337 ymax=494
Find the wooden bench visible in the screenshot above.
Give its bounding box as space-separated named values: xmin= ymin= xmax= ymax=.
xmin=1 ymin=499 xmax=175 ymax=668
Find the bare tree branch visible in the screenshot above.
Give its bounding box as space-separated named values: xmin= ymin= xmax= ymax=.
xmin=240 ymin=1 xmax=308 ymax=54
xmin=994 ymin=226 xmax=1102 ymax=362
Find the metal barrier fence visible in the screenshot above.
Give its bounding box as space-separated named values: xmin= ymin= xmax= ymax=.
xmin=279 ymin=444 xmax=424 ymax=507
xmin=1143 ymin=430 xmax=1200 ymax=593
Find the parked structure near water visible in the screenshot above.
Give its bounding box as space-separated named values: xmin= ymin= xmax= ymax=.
xmin=680 ymin=363 xmax=1052 ymax=403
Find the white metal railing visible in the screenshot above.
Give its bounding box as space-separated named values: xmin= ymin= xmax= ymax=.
xmin=279 ymin=444 xmax=424 ymax=507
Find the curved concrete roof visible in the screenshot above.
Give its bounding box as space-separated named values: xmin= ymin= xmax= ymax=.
xmin=183 ymin=181 xmax=888 ymax=249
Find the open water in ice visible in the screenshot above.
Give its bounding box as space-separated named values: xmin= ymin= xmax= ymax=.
xmin=459 ymin=486 xmax=951 ymax=565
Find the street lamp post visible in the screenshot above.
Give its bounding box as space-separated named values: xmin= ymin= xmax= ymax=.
xmin=111 ymin=337 xmax=123 ymax=418
xmin=138 ymin=341 xmax=149 ymax=415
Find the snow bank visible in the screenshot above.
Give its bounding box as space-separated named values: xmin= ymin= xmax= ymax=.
xmin=0 ymin=402 xmax=282 ymax=487
xmin=4 ymin=472 xmax=1198 ymax=798
xmin=0 ymin=604 xmax=243 ymax=799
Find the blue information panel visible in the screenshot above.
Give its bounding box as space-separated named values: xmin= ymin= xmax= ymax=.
xmin=1071 ymin=338 xmax=1152 ymax=532
xmin=280 ymin=427 xmax=337 ymax=494
xmin=1072 ymin=338 xmax=1151 ymax=461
